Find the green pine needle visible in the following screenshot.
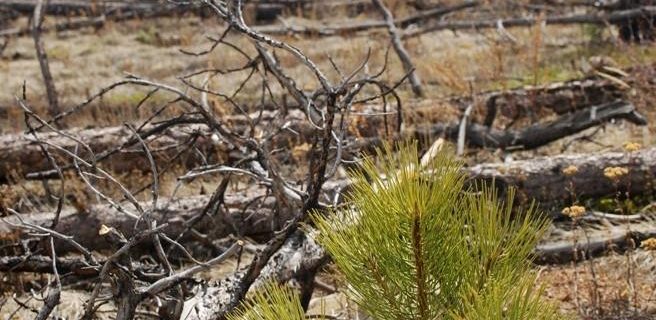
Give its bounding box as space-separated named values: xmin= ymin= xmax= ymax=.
xmin=226 ymin=282 xmax=306 ymax=320
xmin=312 ymin=141 xmax=562 ymax=320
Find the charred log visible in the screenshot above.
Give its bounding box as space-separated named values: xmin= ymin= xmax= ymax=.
xmin=0 ymin=193 xmax=287 ymax=254
xmin=468 ymin=146 xmax=656 ymax=213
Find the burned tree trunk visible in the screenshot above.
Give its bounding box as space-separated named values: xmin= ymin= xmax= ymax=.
xmin=450 ymin=75 xmax=630 ymax=122
xmin=0 ymin=192 xmax=288 ymax=254
xmin=0 ymin=124 xmax=217 ymax=181
xmin=535 ymin=211 xmax=656 ymax=264
xmin=1 ymin=99 xmax=646 ymax=181
xmin=609 ymin=0 xmax=656 ymax=42
xmin=405 ymin=100 xmax=646 ymax=151
xmin=469 ymin=146 xmax=656 ymax=213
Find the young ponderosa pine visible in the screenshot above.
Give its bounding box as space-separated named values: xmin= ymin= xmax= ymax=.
xmin=312 ymin=142 xmax=562 ymax=319
xmin=226 ymin=282 xmax=307 ymax=320
xmin=228 ymin=143 xmax=562 ymax=319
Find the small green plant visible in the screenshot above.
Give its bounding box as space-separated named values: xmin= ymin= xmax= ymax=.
xmin=230 ymin=142 xmax=561 ymax=319
xmin=312 ymin=142 xmax=560 ymax=319
xmin=226 ymin=282 xmax=306 ymax=320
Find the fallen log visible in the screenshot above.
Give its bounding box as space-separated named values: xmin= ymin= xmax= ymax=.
xmin=9 ymin=142 xmax=656 ymax=256
xmin=0 ymin=192 xmax=288 ymax=253
xmin=534 ymin=207 xmax=656 ymax=264
xmin=0 ymin=0 xmax=209 ymax=18
xmin=468 ymin=146 xmax=656 ymax=213
xmin=0 ymin=254 xmax=98 ymax=276
xmin=449 ymin=76 xmax=628 ymax=122
xmin=253 ymin=1 xmax=478 ymax=36
xmin=0 ymin=122 xmax=221 ymax=181
xmin=404 ymin=5 xmax=656 ymax=38
xmin=0 ymin=15 xmax=107 ymax=37
xmin=360 ymin=100 xmax=646 ymax=152
xmin=6 ymin=145 xmax=656 ymax=312
xmin=3 ymin=109 xmax=326 ymax=181
xmin=0 ymin=1 xmax=299 ymax=37
xmin=2 ymin=99 xmax=646 ymax=181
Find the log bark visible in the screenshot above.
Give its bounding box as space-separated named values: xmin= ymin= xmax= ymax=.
xmin=180 ymin=230 xmax=328 ymax=320
xmin=0 ymin=122 xmax=220 ymax=181
xmin=450 ymin=76 xmax=629 ymax=121
xmin=534 ymin=210 xmax=656 ymax=264
xmin=1 ymin=99 xmax=646 ymax=181
xmin=468 ymin=146 xmax=656 ymax=213
xmin=0 ymin=192 xmax=289 ymax=253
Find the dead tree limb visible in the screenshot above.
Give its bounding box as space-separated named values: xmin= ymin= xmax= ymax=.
xmin=452 ymin=100 xmax=647 ymax=150
xmin=31 ymin=0 xmax=60 ymax=117
xmin=356 ymin=100 xmax=646 ymax=152
xmin=0 ymin=254 xmax=97 ymax=276
xmin=372 ymin=0 xmax=423 ymax=97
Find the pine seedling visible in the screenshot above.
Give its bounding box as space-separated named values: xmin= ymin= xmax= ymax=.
xmin=312 ymin=142 xmax=561 ymax=319
xmin=226 ymin=281 xmax=306 ymax=320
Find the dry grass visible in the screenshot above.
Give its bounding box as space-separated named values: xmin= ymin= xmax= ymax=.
xmin=540 ymin=249 xmax=656 ymax=319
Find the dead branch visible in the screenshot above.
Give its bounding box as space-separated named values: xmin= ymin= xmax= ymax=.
xmin=372 ymin=0 xmax=423 ymax=97
xmin=0 ymin=254 xmax=97 ymax=276
xmin=446 ymin=100 xmax=646 ymax=150
xmin=356 ymin=99 xmax=646 ymax=153
xmin=31 ymin=0 xmax=60 ymax=117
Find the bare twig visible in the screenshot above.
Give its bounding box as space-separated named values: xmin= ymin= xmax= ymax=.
xmin=31 ymin=0 xmax=60 ymax=117
xmin=371 ymin=0 xmax=423 ymax=97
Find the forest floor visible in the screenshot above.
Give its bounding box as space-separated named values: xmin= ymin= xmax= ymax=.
xmin=3 ymin=10 xmax=656 ymax=319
